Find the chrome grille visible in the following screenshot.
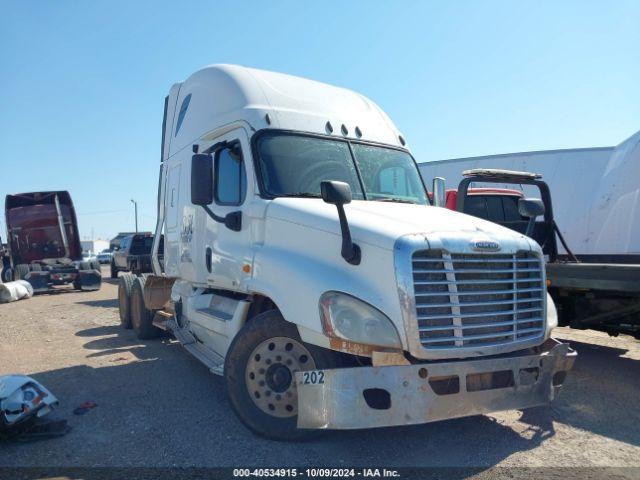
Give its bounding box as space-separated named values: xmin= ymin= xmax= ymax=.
xmin=412 ymin=250 xmax=545 ymax=349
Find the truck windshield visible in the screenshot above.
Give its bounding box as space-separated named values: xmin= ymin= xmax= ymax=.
xmin=255 ymin=133 xmax=428 ymax=205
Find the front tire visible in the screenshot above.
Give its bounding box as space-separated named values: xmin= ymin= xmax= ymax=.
xmin=224 ymin=309 xmax=344 ymax=441
xmin=1 ymin=267 xmax=12 ymax=283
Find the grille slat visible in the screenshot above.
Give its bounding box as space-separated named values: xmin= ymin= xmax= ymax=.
xmin=418 ymin=318 xmax=543 ymax=332
xmin=419 ymin=326 xmax=542 ymax=344
xmin=417 ymin=306 xmax=543 ymax=321
xmin=414 ymin=267 xmax=541 ymax=274
xmin=415 ymin=287 xmax=543 ymax=297
xmin=414 ymin=277 xmax=542 ymax=286
xmin=419 ymin=297 xmax=543 ymax=309
xmin=412 ymin=250 xmax=545 ymax=350
xmin=413 ymin=256 xmax=536 ymax=263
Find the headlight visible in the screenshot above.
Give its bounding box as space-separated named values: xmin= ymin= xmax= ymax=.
xmin=319 ymin=291 xmax=401 ymax=349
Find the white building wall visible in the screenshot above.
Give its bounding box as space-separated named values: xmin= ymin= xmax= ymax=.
xmin=80 ymin=240 xmax=110 ymax=254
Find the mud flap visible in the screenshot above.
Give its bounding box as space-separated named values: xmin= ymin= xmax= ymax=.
xmin=77 ymin=270 xmax=101 ymax=291
xmin=24 ymin=272 xmax=51 ymax=294
xmin=143 ymin=275 xmax=175 ymax=310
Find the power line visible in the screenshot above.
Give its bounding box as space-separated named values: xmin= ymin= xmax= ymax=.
xmin=76 ymin=209 xmax=128 ymax=216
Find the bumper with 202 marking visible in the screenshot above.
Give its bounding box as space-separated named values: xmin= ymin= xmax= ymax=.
xmin=295 ymin=337 xmax=575 ymax=430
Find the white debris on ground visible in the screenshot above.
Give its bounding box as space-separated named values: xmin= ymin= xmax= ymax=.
xmin=0 ymin=280 xmax=33 ymax=303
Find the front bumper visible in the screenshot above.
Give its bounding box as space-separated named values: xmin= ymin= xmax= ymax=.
xmin=296 ymin=337 xmax=575 ymax=430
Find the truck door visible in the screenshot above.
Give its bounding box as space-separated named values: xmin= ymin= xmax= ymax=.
xmin=115 ymin=236 xmax=129 ymax=268
xmin=200 ymin=128 xmax=253 ymax=291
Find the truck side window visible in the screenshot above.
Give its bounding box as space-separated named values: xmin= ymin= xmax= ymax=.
xmin=464 ymin=196 xmax=488 ymax=219
xmin=215 ymin=144 xmax=247 ymax=205
xmin=174 ymin=94 xmax=191 ymax=137
xmin=486 ymin=196 xmax=505 ymax=222
xmin=502 ymin=196 xmax=525 ymax=222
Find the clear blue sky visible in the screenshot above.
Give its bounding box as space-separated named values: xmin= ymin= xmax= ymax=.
xmin=1 ymin=0 xmax=638 ymax=240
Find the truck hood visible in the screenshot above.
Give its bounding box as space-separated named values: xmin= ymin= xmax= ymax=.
xmin=266 ymin=198 xmax=533 ymax=251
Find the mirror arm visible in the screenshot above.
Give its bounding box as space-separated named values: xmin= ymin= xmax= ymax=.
xmin=201 ymin=206 xmax=242 ymax=232
xmin=525 ymin=217 xmax=536 ymax=237
xmin=335 ymin=204 xmax=361 ymax=265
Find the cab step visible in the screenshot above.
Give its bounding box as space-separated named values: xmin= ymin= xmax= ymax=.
xmin=171 ymin=320 xmax=224 ymax=376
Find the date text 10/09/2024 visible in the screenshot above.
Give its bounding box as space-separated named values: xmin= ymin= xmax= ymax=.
xmin=233 ymin=469 xmax=401 ymax=478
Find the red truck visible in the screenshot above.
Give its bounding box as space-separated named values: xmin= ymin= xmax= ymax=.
xmin=2 ymin=191 xmax=101 ymax=293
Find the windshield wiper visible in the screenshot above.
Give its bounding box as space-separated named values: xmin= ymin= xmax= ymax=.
xmin=280 ymin=193 xmax=322 ymax=198
xmin=374 ymin=197 xmax=417 ymax=204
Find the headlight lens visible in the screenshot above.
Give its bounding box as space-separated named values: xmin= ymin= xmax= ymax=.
xmin=319 ymin=291 xmax=401 ymax=349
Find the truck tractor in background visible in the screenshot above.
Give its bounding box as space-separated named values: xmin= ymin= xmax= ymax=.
xmin=118 ymin=64 xmax=575 ymax=440
xmin=110 ymin=232 xmax=163 ymax=278
xmin=2 ymin=191 xmax=102 ymax=293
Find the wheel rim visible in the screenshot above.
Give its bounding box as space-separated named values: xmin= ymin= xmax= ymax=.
xmin=245 ymin=336 xmax=316 ymax=418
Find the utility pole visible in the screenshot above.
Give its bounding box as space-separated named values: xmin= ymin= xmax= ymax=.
xmin=130 ymin=199 xmax=138 ymax=233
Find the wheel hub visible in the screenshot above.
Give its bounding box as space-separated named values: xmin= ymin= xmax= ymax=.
xmin=265 ymin=364 xmax=292 ymax=393
xmin=245 ymin=336 xmax=316 ymax=418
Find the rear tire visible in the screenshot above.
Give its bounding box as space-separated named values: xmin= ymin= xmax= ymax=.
xmin=1 ymin=267 xmax=11 ymax=283
xmin=224 ymin=309 xmax=345 ymax=441
xmin=14 ymin=264 xmax=30 ymax=281
xmin=130 ymin=276 xmax=160 ymax=339
xmin=110 ymin=261 xmax=118 ymax=279
xmin=118 ymin=274 xmax=136 ymax=329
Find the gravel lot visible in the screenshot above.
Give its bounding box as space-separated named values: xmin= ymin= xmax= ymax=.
xmin=0 ymin=268 xmax=638 ymax=473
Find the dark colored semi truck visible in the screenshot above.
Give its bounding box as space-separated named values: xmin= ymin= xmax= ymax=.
xmin=2 ymin=191 xmax=101 ymax=293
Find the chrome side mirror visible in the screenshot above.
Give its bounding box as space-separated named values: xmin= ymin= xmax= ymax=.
xmin=518 ymin=198 xmax=545 ymax=237
xmin=432 ymin=177 xmax=446 ymax=207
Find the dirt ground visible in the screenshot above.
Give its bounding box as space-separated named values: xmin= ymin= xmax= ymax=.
xmin=0 ymin=268 xmax=639 ymax=473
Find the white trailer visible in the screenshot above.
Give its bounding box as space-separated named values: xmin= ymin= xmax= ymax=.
xmin=117 ymin=64 xmax=575 ymax=439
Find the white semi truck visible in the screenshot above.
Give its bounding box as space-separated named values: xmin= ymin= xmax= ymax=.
xmin=118 ymin=64 xmax=575 ymax=440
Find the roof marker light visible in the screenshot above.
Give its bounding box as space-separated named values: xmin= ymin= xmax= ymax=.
xmin=265 ymin=113 xmax=271 ymax=125
xmin=398 ymin=135 xmax=406 ymax=146
xmin=355 ymin=126 xmax=362 ymax=138
xmin=341 ymin=124 xmax=348 ymax=136
xmin=325 ymin=121 xmax=334 ymax=134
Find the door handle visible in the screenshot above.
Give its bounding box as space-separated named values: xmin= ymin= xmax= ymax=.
xmin=205 ymin=247 xmax=212 ymax=273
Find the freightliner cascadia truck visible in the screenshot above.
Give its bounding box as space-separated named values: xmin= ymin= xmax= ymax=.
xmin=117 ymin=65 xmax=575 ymax=440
